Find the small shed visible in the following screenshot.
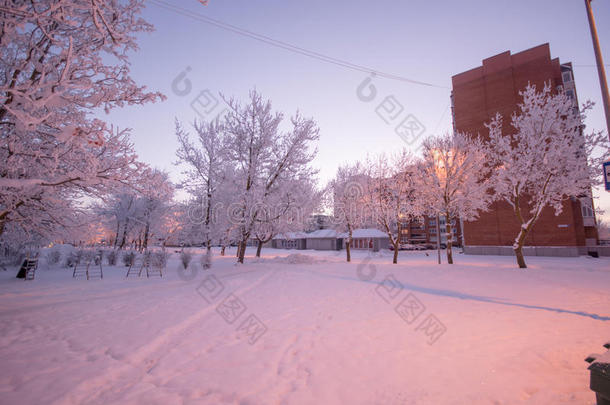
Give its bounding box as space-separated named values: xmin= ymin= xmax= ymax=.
xmin=340 ymin=228 xmax=390 ymax=252
xmin=272 ymin=232 xmax=307 ymax=250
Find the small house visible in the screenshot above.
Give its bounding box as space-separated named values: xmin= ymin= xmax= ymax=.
xmin=305 ymin=229 xmax=342 ymax=251
xmin=271 ymin=232 xmax=307 ymax=250
xmin=340 ymin=228 xmax=390 ymax=252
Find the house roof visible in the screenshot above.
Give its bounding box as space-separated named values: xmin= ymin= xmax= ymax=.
xmin=305 ymin=229 xmax=340 ymax=239
xmin=272 ymin=232 xmax=308 ymax=240
xmin=338 ymin=228 xmax=388 ymax=238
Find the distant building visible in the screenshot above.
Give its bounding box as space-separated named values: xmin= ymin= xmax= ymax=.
xmin=305 ymin=229 xmax=342 ymax=251
xmin=306 ymin=214 xmax=334 ymax=232
xmin=399 ymin=216 xmax=462 ymax=247
xmin=451 ymin=43 xmax=598 ymax=256
xmin=272 ymin=228 xmax=390 ymax=252
xmin=271 ymin=232 xmax=307 ymax=250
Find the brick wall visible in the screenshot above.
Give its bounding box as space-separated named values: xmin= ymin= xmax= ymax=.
xmin=452 ymin=43 xmax=596 ymax=247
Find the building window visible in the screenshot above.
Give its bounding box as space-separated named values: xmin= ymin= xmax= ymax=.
xmin=581 ymin=203 xmax=594 ymax=218
xmin=580 ymin=197 xmax=594 ymax=218
xmin=562 ymin=71 xmax=573 ymax=83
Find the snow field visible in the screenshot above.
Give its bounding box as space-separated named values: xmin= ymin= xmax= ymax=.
xmin=0 ymin=248 xmax=609 ymax=404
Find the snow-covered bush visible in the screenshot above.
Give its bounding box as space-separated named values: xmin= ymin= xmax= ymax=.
xmin=201 ymin=250 xmax=212 ymax=270
xmin=122 ymin=251 xmax=136 ymax=267
xmin=106 ymin=250 xmax=118 ymax=266
xmin=46 ymin=250 xmax=62 ymax=267
xmin=65 ymin=250 xmax=83 ymax=268
xmin=180 ymin=251 xmax=192 ymax=269
xmin=151 ymin=251 xmax=170 ymax=268
xmin=0 ymin=241 xmax=44 ymax=266
xmin=81 ymin=250 xmax=96 ymax=264
xmin=0 ymin=246 xmax=26 ymax=267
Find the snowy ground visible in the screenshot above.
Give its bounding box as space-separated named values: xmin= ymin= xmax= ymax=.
xmin=0 ymin=248 xmax=609 ymax=405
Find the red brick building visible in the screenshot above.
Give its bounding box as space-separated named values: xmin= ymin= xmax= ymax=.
xmin=451 ymin=43 xmax=598 ymax=256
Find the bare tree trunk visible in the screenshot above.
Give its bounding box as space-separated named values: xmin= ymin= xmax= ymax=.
xmin=514 ymin=245 xmax=527 ymax=269
xmin=256 ymin=240 xmax=263 ymax=257
xmin=445 ymin=212 xmax=453 ymax=265
xmin=237 ymin=239 xmax=246 ymax=263
xmin=392 ymin=221 xmax=400 ymax=264
xmin=113 ymin=221 xmax=120 ymax=248
xmin=119 ymin=219 xmax=129 ymax=250
xmin=220 ymin=246 xmax=226 ymax=256
xmin=512 ymin=195 xmax=540 ymax=269
xmin=142 ymin=222 xmax=150 ymax=251
xmin=513 ymin=226 xmax=531 ymax=269
xmin=345 ymin=226 xmax=353 ymax=263
xmin=346 ymin=240 xmax=351 ymax=262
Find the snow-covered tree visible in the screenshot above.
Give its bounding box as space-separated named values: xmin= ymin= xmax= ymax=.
xmin=133 ymin=169 xmax=174 ymax=251
xmin=175 ymin=118 xmax=225 ymax=252
xmin=330 ymin=163 xmax=367 ymax=263
xmin=363 ymin=152 xmax=422 ymax=264
xmin=252 ymin=177 xmax=320 ymax=257
xmin=486 ymin=84 xmax=609 ymax=268
xmin=97 ymin=169 xmax=174 ymax=251
xmin=105 ymin=191 xmax=137 ymax=249
xmin=420 ymin=132 xmax=493 ymax=264
xmin=598 ymin=220 xmax=610 ymax=240
xmin=222 ymin=90 xmax=319 ymax=263
xmin=0 ymin=0 xmax=164 ymax=239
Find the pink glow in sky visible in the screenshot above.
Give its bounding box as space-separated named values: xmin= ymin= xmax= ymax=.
xmin=101 ymin=0 xmax=610 ymax=220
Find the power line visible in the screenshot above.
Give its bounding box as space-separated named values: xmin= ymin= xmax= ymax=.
xmin=147 ymin=0 xmax=449 ymax=89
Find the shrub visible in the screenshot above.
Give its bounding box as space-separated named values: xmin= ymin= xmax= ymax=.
xmin=81 ymin=250 xmax=95 ymax=264
xmin=46 ymin=250 xmax=61 ymax=266
xmin=65 ymin=250 xmax=83 ymax=267
xmin=106 ymin=250 xmax=118 ymax=266
xmin=180 ymin=251 xmax=192 ymax=269
xmin=201 ymin=250 xmax=212 ymax=269
xmin=151 ymin=251 xmax=169 ymax=268
xmin=122 ymin=251 xmax=136 ymax=267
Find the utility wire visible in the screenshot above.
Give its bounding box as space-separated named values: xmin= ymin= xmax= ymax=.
xmin=147 ymin=0 xmax=449 ymax=89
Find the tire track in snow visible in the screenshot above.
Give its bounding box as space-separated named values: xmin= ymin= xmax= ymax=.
xmin=53 ymin=268 xmax=277 ymax=405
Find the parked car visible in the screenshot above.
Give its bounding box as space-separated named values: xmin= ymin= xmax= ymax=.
xmin=390 ymin=243 xmax=432 ymax=251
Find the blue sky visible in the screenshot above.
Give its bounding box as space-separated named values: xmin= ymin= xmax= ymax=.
xmin=103 ymin=0 xmax=610 ymax=220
